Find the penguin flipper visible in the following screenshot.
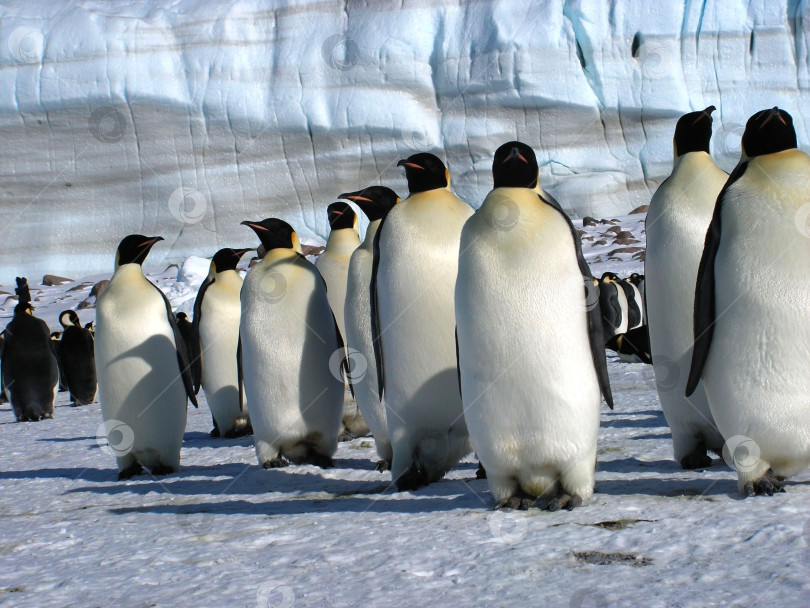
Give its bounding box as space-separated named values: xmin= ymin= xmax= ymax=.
xmin=154 ymin=285 xmax=198 ymax=408
xmin=190 ymin=276 xmax=214 ymax=394
xmin=370 ymin=215 xmax=387 ymax=400
xmin=237 ymin=333 xmax=244 ymax=413
xmin=539 ymin=193 xmax=613 ymax=408
xmin=455 ymin=327 xmax=462 ymax=399
xmin=686 ymin=160 xmax=748 ymax=396
xmin=600 ymin=285 xmax=622 ymax=340
xmin=333 ymin=311 xmax=354 ymax=398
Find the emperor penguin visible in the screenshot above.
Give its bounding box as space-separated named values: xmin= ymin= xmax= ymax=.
xmin=688 ymin=107 xmax=810 ymax=496
xmin=315 ymin=202 xmax=367 ymax=439
xmin=190 ymin=247 xmax=252 ymax=438
xmin=240 ymin=218 xmax=344 ymax=468
xmin=371 ymin=152 xmax=474 ymax=490
xmin=2 ymin=278 xmax=58 ymax=422
xmin=598 ymin=273 xmax=628 ymax=341
xmin=455 ymin=141 xmax=613 ymax=510
xmin=58 ymin=310 xmax=97 ymax=405
xmin=646 ymin=106 xmax=727 ymax=469
xmin=95 ymin=235 xmax=198 ymax=479
xmin=339 ymin=186 xmax=400 ymax=470
xmin=174 ymin=312 xmax=194 ymax=370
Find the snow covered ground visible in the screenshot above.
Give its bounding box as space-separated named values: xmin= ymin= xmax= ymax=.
xmin=1 ymin=213 xmax=809 ymax=607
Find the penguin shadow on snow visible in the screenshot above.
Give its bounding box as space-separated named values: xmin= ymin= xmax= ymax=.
xmin=0 ymin=466 xmax=118 ymax=483
xmin=600 ymin=408 xmax=667 ymax=428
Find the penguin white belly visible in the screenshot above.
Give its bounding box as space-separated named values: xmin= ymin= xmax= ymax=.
xmin=645 ymin=154 xmax=727 ymax=464
xmin=241 ymin=252 xmax=343 ymax=465
xmin=457 ymin=189 xmax=600 ymax=503
xmin=344 ymin=239 xmax=391 ymax=461
xmin=378 ymin=193 xmax=474 ymax=483
xmin=199 ymin=274 xmax=245 ymax=435
xmin=96 ymin=266 xmax=187 ymax=472
xmin=315 ymin=234 xmax=358 ymax=339
xmin=703 ymin=159 xmax=810 ymax=485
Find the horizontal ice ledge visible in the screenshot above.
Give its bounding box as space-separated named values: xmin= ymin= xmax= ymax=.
xmin=0 ymin=0 xmax=808 ymax=280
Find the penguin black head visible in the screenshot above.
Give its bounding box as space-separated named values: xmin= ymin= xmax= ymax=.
xmin=339 ymin=186 xmax=400 ymax=222
xmin=741 ymin=107 xmax=797 ymax=158
xmin=673 ymin=106 xmax=715 ymax=156
xmin=115 ymin=235 xmax=164 ymax=268
xmin=326 ymin=202 xmax=357 ymax=231
xmin=397 ymin=153 xmax=449 ymax=193
xmin=601 ymin=271 xmax=619 ymax=282
xmin=211 ymin=248 xmax=251 ymax=273
xmin=241 ymin=218 xmax=299 ymax=252
xmin=14 ymin=277 xmax=30 ymax=305
xmin=59 ymin=310 xmax=81 ymax=329
xmin=492 ymin=141 xmax=539 ymax=189
xmin=176 ymin=312 xmax=189 ymax=323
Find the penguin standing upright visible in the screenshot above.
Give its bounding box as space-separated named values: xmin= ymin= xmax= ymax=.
xmin=174 ymin=312 xmax=194 ymax=370
xmin=456 ymin=141 xmax=612 ymax=510
xmin=95 ymin=235 xmax=197 ymax=479
xmin=371 ymin=152 xmax=474 ymax=490
xmin=688 ymin=107 xmax=810 ymax=495
xmin=240 ymin=219 xmax=344 ymax=468
xmin=315 ymin=202 xmax=367 ymax=438
xmin=191 ymin=247 xmax=252 ymax=438
xmin=58 ymin=310 xmax=97 ymax=405
xmin=340 ymin=186 xmax=400 ymax=470
xmin=1 ymin=277 xmax=58 ymax=422
xmin=646 ymin=106 xmax=727 ymax=469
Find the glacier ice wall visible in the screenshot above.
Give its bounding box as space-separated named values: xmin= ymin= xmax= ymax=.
xmin=0 ymin=0 xmax=808 ymax=280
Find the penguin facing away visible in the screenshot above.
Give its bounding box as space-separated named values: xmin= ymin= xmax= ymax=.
xmin=174 ymin=312 xmax=194 ymax=373
xmin=240 ymin=218 xmax=344 ymax=468
xmin=314 ymin=202 xmax=368 ymax=439
xmin=688 ymin=107 xmax=810 ymax=496
xmin=95 ymin=235 xmax=198 ymax=480
xmin=646 ymin=105 xmax=727 ymax=469
xmin=2 ymin=278 xmax=59 ymax=422
xmin=456 ymin=141 xmax=612 ymax=510
xmin=371 ymin=152 xmax=474 ymax=490
xmin=598 ymin=273 xmax=628 ymax=341
xmin=340 ymin=186 xmax=400 ymax=470
xmin=58 ymin=309 xmax=97 ymax=405
xmin=191 ymin=247 xmax=252 ymax=438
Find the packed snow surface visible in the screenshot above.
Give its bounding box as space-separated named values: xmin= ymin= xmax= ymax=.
xmin=1 ymin=0 xmax=810 ymax=280
xmin=1 ymin=213 xmax=809 ymax=607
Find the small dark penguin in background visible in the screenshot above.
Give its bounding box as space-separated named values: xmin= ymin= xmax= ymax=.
xmin=58 ymin=310 xmax=97 ymax=406
xmin=174 ymin=312 xmax=194 ymax=370
xmin=2 ymin=277 xmax=59 ymax=421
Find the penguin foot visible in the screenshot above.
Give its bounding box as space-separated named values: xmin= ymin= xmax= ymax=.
xmin=476 ymin=462 xmax=487 ymax=479
xmin=303 ymin=450 xmax=334 ymax=469
xmin=117 ymin=463 xmax=144 ymax=480
xmin=498 ymin=492 xmax=536 ymax=511
xmin=680 ymin=449 xmax=712 ymax=470
xmin=744 ymin=469 xmax=786 ymax=497
xmin=375 ymin=459 xmax=391 ymax=472
xmin=396 ymin=464 xmax=429 ymax=492
xmin=541 ymin=493 xmax=583 ymax=512
xmin=338 ymin=429 xmax=356 ymax=442
xmin=208 ymin=426 xmax=221 ymax=438
xmin=223 ymin=424 xmax=253 ymax=439
xmin=150 ymin=464 xmax=176 ymax=476
xmin=262 ymin=457 xmax=290 ymax=469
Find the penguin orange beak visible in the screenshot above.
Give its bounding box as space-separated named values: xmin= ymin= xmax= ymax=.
xmin=504 ymin=147 xmax=528 ymax=164
xmin=397 ymin=160 xmax=424 ymax=170
xmin=339 ymin=193 xmax=373 ymax=203
xmin=761 ymin=107 xmax=786 ymax=128
xmin=241 ymin=220 xmax=268 ymax=232
xmin=140 ymin=236 xmax=164 ymax=247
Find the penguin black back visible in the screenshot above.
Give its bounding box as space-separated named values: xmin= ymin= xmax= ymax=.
xmin=741 ymin=107 xmax=797 ymax=157
xmin=2 ymin=279 xmax=58 ymax=421
xmin=674 ymin=106 xmax=715 ymax=156
xmin=397 ymin=153 xmax=449 ymax=193
xmin=340 ymin=186 xmax=400 ymax=221
xmin=326 ymin=202 xmax=357 ymax=230
xmin=58 ymin=310 xmax=96 ymax=406
xmin=492 ymin=141 xmax=539 ymax=189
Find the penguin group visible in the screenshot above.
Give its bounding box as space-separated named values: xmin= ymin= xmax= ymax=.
xmin=5 ymin=105 xmax=810 ymax=506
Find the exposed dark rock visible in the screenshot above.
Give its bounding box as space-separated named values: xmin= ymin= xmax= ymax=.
xmin=90 ymin=280 xmax=109 ymax=298
xmin=42 ymin=275 xmax=73 ymax=286
xmin=582 ymin=216 xmax=598 ymax=227
xmin=630 ymin=205 xmax=649 ymax=215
